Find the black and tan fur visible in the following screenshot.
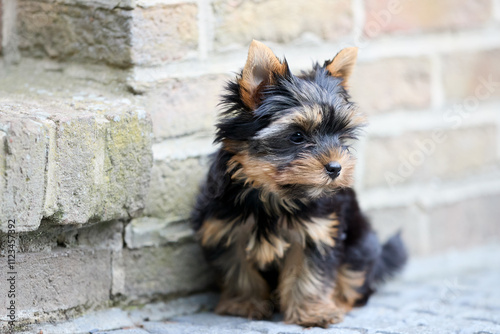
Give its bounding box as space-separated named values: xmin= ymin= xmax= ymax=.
xmin=191 ymin=40 xmax=407 ymax=328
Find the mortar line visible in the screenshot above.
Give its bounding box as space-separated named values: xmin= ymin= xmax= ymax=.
xmin=408 ymin=203 xmax=432 ymax=256
xmin=494 ymin=0 xmax=500 ymax=22
xmin=204 ymin=0 xmax=215 ymax=56
xmin=197 ymin=0 xmax=209 ymax=60
xmin=135 ymin=0 xmax=197 ymax=7
xmin=496 ymin=108 xmax=500 ymax=161
xmin=359 ymin=171 xmax=500 ymax=211
xmin=353 ymin=135 xmax=368 ymax=193
xmin=366 ymin=103 xmax=500 ymax=136
xmin=418 ymin=212 xmax=432 ymax=256
xmin=2 ymin=0 xmax=20 ymax=63
xmin=351 ymin=0 xmax=366 ymax=43
xmin=429 ymin=53 xmax=445 ymax=110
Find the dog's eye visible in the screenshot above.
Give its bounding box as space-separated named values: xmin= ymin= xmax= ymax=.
xmin=289 ymin=131 xmax=305 ymax=144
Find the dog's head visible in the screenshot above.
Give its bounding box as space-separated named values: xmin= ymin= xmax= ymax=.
xmin=216 ymin=40 xmax=365 ymax=200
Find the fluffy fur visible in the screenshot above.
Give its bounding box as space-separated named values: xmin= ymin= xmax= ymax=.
xmin=191 ymin=40 xmax=407 ymax=328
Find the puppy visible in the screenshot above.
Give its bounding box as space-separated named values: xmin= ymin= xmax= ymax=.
xmin=191 ymin=40 xmax=407 ymax=328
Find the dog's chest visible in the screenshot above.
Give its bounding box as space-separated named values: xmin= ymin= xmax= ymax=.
xmin=242 ymin=214 xmax=340 ymax=270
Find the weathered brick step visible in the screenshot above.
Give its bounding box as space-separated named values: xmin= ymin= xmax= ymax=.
xmin=0 ymin=97 xmax=153 ymax=232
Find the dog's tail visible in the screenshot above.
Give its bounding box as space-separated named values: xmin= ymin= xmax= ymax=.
xmin=369 ymin=232 xmax=408 ymax=285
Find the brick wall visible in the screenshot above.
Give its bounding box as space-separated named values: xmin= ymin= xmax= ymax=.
xmin=1 ymin=0 xmax=500 ymax=329
xmin=137 ymin=0 xmax=500 ymax=257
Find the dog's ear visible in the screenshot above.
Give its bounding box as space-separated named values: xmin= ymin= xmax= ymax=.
xmin=239 ymin=40 xmax=288 ymax=110
xmin=325 ymin=47 xmax=358 ymax=88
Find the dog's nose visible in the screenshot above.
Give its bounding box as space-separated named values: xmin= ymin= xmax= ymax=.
xmin=325 ymin=162 xmax=342 ymax=179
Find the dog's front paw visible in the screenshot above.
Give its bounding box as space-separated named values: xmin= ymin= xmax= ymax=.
xmin=284 ymin=301 xmax=344 ymax=328
xmin=215 ymin=296 xmax=274 ymax=320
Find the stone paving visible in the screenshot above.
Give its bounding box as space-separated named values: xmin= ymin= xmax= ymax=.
xmin=24 ymin=244 xmax=500 ymax=334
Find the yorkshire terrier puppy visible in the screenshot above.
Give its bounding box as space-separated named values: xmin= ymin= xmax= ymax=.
xmin=191 ymin=40 xmax=407 ymax=328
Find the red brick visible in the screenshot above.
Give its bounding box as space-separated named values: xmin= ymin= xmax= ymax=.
xmin=349 ymin=57 xmax=432 ymax=114
xmin=0 ymin=249 xmax=112 ymax=319
xmin=364 ymin=0 xmax=492 ymax=36
xmin=17 ymin=0 xmax=133 ymax=66
xmin=364 ymin=125 xmax=498 ymax=188
xmin=367 ymin=206 xmax=430 ymax=256
xmin=146 ymin=74 xmax=229 ymax=140
xmin=145 ymin=158 xmax=209 ymax=220
xmin=442 ymin=49 xmax=500 ymax=103
xmin=16 ymin=1 xmax=198 ymax=66
xmin=213 ymin=0 xmax=353 ymax=49
xmin=427 ymin=194 xmax=500 ymax=253
xmin=131 ymin=4 xmax=198 ymax=65
xmin=121 ymin=243 xmax=214 ymax=299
